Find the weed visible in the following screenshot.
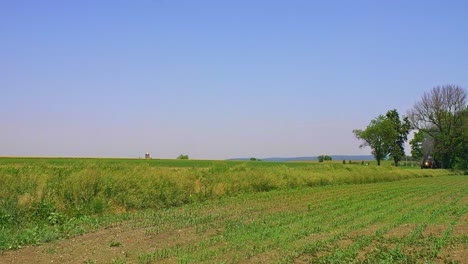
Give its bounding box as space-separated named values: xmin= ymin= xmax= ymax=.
xmin=109 ymin=240 xmax=122 ymax=247
xmin=110 ymin=257 xmax=127 ymax=264
xmin=43 ymin=247 xmax=56 ymax=254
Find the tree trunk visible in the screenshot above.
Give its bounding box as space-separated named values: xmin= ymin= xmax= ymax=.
xmin=377 ymin=159 xmax=381 ymax=166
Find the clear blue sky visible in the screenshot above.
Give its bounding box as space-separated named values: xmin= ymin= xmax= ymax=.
xmin=2 ymin=0 xmax=467 ymax=159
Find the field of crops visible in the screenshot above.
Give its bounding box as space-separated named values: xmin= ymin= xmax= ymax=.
xmin=0 ymin=158 xmax=466 ymax=263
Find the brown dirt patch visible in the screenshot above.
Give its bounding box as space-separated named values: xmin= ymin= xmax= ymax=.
xmin=293 ymin=256 xmax=310 ymax=264
xmin=357 ymin=243 xmax=376 ymax=261
xmin=357 ymin=241 xmax=401 ymax=262
xmin=383 ymin=224 xmax=417 ymax=239
xmin=240 ymin=250 xmax=279 ymax=264
xmin=0 ymin=224 xmax=215 ymax=263
xmin=346 ymin=224 xmax=385 ymax=238
xmin=452 ymin=212 xmax=468 ymax=237
xmin=301 ymin=231 xmax=337 ymax=244
xmin=336 ymin=238 xmax=353 ymax=248
xmin=436 ymin=243 xmax=468 ymax=264
xmin=422 ymin=224 xmax=448 ymax=238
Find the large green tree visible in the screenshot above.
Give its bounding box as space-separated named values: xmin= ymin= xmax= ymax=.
xmin=318 ymin=155 xmax=332 ymax=162
xmin=409 ymin=130 xmax=433 ymax=160
xmin=386 ymin=109 xmax=411 ymax=166
xmin=453 ymin=108 xmax=468 ymax=170
xmin=409 ymin=130 xmax=424 ymax=160
xmin=353 ymin=115 xmax=395 ymax=166
xmin=408 ymin=85 xmax=467 ymax=168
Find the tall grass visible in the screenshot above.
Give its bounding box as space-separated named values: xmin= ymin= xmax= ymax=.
xmin=0 ymin=158 xmax=453 ymax=250
xmin=0 ymin=159 xmax=451 ymax=218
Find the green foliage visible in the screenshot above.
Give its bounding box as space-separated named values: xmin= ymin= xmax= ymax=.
xmin=453 ymin=108 xmax=468 ymax=170
xmin=109 ymin=240 xmax=122 ymax=247
xmin=177 ymin=154 xmax=189 ymax=160
xmin=410 ymin=130 xmax=425 ymax=160
xmin=317 ymin=155 xmax=332 ymax=162
xmin=409 ymin=85 xmax=467 ymax=168
xmin=354 ymin=110 xmax=411 ymax=167
xmin=386 ymin=109 xmax=411 ymax=166
xmin=0 ymin=157 xmax=453 ymax=251
xmin=353 ymin=115 xmax=395 ymax=166
xmin=4 ymin=175 xmax=465 ymax=263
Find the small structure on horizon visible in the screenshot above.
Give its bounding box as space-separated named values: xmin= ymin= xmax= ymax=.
xmin=145 ymin=152 xmax=151 ymax=159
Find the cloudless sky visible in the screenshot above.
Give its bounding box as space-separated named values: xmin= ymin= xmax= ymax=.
xmin=2 ymin=0 xmax=468 ymax=159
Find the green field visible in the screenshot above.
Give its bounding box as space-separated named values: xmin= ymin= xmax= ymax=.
xmin=0 ymin=158 xmax=466 ymax=263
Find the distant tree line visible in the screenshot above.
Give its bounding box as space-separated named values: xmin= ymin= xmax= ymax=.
xmin=353 ymin=85 xmax=467 ymax=169
xmin=318 ymin=155 xmax=332 ymax=162
xmin=177 ymin=154 xmax=189 ymax=160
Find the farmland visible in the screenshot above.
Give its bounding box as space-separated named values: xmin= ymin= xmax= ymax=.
xmin=0 ymin=158 xmax=466 ymax=263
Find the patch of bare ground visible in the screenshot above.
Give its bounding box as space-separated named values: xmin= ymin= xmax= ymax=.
xmin=422 ymin=224 xmax=448 ymax=238
xmin=459 ymin=196 xmax=468 ymax=205
xmin=402 ymin=245 xmax=426 ymax=260
xmin=412 ymin=190 xmax=452 ymax=207
xmin=242 ymin=191 xmax=339 ymax=219
xmin=358 ymin=242 xmax=403 ymax=262
xmin=240 ymin=250 xmax=279 ymax=264
xmin=452 ymin=212 xmax=468 ymax=236
xmin=292 ymin=225 xmax=385 ymax=263
xmin=294 ymin=254 xmax=326 ymax=264
xmin=355 ymin=225 xmax=403 ymax=263
xmin=357 ymin=242 xmax=376 ymax=262
xmin=436 ymin=243 xmax=468 ymax=264
xmin=383 ymin=224 xmax=417 ymax=239
xmin=296 ymin=231 xmax=337 ymax=247
xmin=0 ymin=191 xmax=336 ymax=264
xmin=0 ymin=223 xmax=217 ymax=263
xmin=336 ymin=238 xmax=353 ymax=248
xmin=346 ymin=224 xmax=386 ymax=239
xmin=293 ymin=256 xmax=310 ymax=264
xmin=436 ymin=212 xmax=468 ymax=264
xmin=291 ymin=233 xmax=335 ymax=263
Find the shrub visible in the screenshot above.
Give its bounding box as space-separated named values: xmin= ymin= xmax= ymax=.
xmin=318 ymin=155 xmax=332 ymax=162
xmin=177 ymin=154 xmax=189 ymax=160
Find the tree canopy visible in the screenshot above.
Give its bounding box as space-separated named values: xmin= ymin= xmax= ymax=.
xmin=353 ymin=115 xmax=395 ymax=166
xmin=177 ymin=154 xmax=189 ymax=160
xmin=353 ymin=109 xmax=410 ymax=166
xmin=354 ymin=85 xmax=466 ymax=170
xmin=408 ymin=85 xmax=467 ymax=168
xmin=318 ymin=155 xmax=332 ymax=162
xmin=385 ymin=110 xmax=411 ymax=166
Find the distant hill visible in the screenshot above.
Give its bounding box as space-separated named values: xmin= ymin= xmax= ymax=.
xmin=228 ymin=155 xmax=374 ymax=162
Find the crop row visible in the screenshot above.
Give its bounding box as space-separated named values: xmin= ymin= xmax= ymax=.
xmin=0 ymin=175 xmax=466 ymax=263
xmin=0 ymin=158 xmax=456 ymax=252
xmin=133 ymin=176 xmax=468 ymax=263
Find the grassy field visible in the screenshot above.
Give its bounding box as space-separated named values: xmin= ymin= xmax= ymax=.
xmin=0 ymin=158 xmax=466 ymax=263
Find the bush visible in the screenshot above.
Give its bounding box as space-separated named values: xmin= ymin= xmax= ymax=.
xmin=177 ymin=154 xmax=189 ymax=160
xmin=318 ymin=155 xmax=332 ymax=162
